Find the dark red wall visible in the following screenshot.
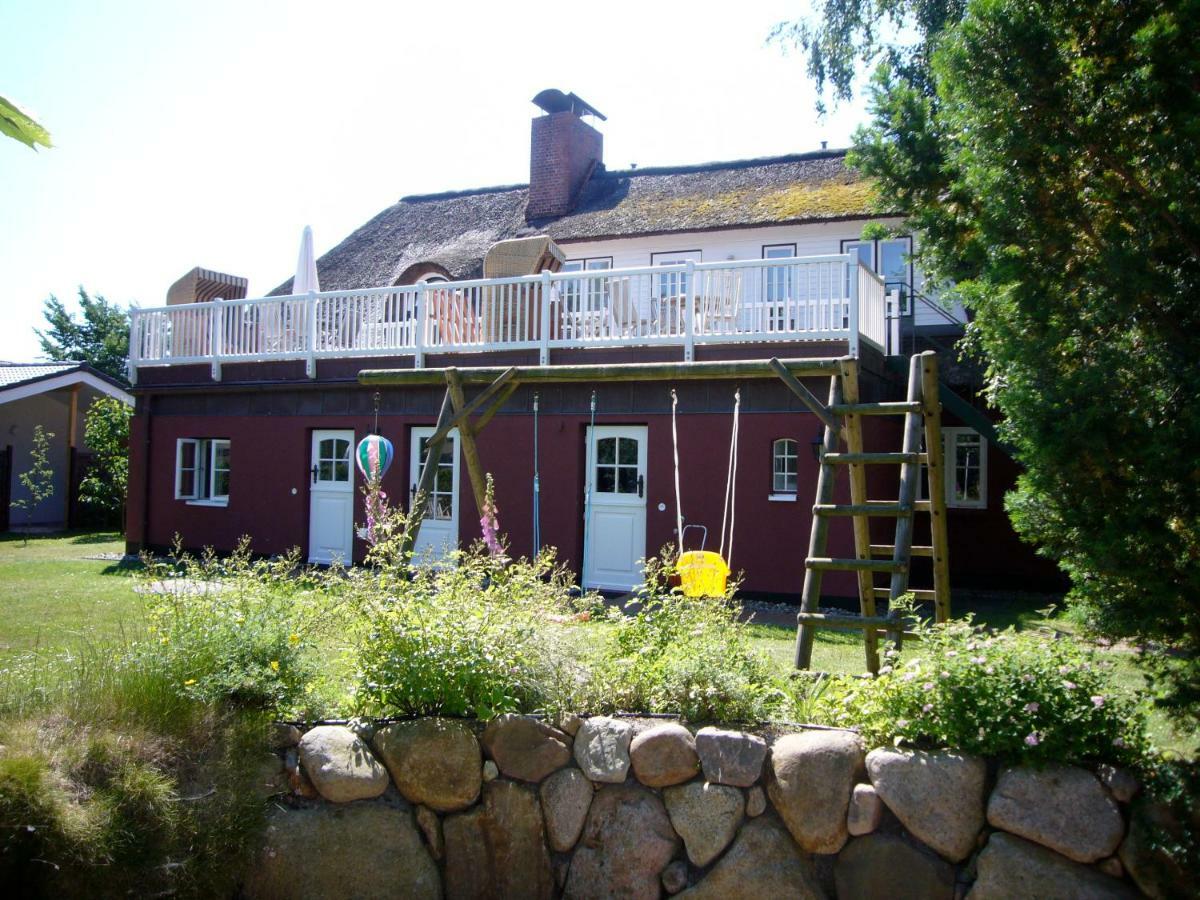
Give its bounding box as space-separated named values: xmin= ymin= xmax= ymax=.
xmin=127 ymin=379 xmax=1061 ymax=599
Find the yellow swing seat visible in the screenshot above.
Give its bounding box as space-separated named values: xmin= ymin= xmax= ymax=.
xmin=677 ymin=550 xmax=730 ymax=597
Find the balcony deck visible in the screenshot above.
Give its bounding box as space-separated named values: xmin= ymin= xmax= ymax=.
xmin=129 ymin=255 xmax=898 ymax=385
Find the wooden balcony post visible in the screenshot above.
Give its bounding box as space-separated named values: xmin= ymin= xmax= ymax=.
xmin=539 ymin=270 xmax=552 ymax=366
xmin=684 ymin=260 xmax=696 ymax=362
xmin=414 ymin=283 xmax=427 ymax=369
xmin=305 ymin=291 xmax=318 ymax=378
xmin=847 ymin=255 xmax=861 ymax=359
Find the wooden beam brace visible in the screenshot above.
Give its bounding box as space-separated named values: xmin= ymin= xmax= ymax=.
xmin=473 ymin=381 xmax=520 ymax=433
xmin=920 ymin=351 xmax=953 ymax=623
xmin=768 ymin=357 xmax=840 ymax=432
xmin=445 ymin=369 xmax=489 ymax=519
xmin=402 ymin=388 xmax=455 ymax=558
xmin=426 ymin=366 xmax=518 ymax=446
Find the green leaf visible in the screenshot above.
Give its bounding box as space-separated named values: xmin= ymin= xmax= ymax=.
xmin=0 ymin=95 xmax=51 ymax=150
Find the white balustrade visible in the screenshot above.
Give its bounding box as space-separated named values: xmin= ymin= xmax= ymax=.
xmin=130 ymin=255 xmax=888 ymax=380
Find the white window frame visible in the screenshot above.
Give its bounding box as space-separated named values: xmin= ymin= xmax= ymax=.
xmin=918 ymin=428 xmax=987 ymax=509
xmin=771 ymin=437 xmax=799 ymax=497
xmin=562 ymin=257 xmax=613 ymax=310
xmin=650 ymin=250 xmax=701 ymax=301
xmin=175 ymin=437 xmax=230 ymax=506
xmin=943 ymin=427 xmax=986 ymax=509
xmin=841 ymin=235 xmax=914 ymax=312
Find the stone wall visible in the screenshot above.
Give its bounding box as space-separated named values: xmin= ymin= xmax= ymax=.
xmin=248 ymin=715 xmax=1163 ymax=899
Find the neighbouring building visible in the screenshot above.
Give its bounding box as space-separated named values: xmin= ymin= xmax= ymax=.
xmin=1 ymin=362 xmax=133 ymax=530
xmin=124 ymin=90 xmax=1060 ymax=599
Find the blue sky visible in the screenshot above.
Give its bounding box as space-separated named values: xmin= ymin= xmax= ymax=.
xmin=0 ymin=1 xmax=869 ymax=361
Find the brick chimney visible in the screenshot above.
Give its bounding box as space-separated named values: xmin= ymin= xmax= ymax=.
xmin=526 ymin=90 xmax=605 ymax=222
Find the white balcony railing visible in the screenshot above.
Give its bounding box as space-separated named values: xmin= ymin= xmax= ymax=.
xmin=128 ymin=255 xmax=895 ymax=382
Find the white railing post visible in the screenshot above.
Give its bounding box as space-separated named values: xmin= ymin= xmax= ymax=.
xmin=305 ymin=291 xmax=318 ymax=378
xmin=888 ymin=289 xmax=901 ymax=356
xmin=539 ymin=270 xmax=552 ymax=366
xmin=127 ymin=313 xmax=140 ymax=385
xmin=847 ymin=256 xmax=861 ymax=359
xmin=684 ymin=260 xmax=696 ymax=362
xmin=414 ymin=284 xmax=427 ymax=369
xmin=210 ymin=299 xmax=224 ymax=381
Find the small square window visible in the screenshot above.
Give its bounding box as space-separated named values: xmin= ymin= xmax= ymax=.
xmin=176 ymin=437 xmax=230 ymax=505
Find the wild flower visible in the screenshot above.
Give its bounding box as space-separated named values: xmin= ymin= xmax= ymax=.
xmin=1025 ymin=732 xmax=1041 ymax=747
xmin=1091 ymin=695 xmax=1105 ymax=708
xmin=1024 ymin=701 xmax=1040 ymax=713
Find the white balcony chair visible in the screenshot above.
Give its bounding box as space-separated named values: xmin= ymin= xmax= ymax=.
xmin=697 ymin=270 xmax=743 ymax=335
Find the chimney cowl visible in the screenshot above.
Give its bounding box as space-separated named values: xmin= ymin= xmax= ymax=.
xmin=531 ymin=89 xmax=606 ymax=121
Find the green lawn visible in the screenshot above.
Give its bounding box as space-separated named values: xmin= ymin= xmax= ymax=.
xmin=0 ymin=531 xmax=143 ymax=656
xmin=1 ymin=530 xmax=1192 ymax=756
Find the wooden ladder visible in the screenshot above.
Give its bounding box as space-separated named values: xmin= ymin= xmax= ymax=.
xmin=791 ymin=351 xmax=951 ymax=674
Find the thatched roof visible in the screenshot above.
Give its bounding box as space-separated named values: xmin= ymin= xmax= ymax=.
xmin=273 ymin=149 xmax=878 ymax=294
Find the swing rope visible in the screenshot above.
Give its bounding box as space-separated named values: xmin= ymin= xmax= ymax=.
xmin=580 ymin=389 xmax=598 ymax=587
xmin=671 ymin=389 xmax=684 ymax=555
xmin=719 ymin=388 xmax=741 ymax=565
xmin=532 ymin=392 xmax=541 ymax=555
xmin=670 ymin=387 xmax=741 ymax=565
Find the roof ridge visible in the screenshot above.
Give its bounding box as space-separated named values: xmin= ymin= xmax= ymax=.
xmin=397 ymin=148 xmax=852 ymax=204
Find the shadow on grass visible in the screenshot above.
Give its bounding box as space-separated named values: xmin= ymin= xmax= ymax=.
xmin=70 ymin=531 xmax=124 ymax=545
xmin=102 ymin=558 xmax=145 ymax=577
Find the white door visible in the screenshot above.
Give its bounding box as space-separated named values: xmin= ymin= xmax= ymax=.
xmin=584 ymin=425 xmax=648 ymax=591
xmin=409 ymin=426 xmax=460 ymax=564
xmin=308 ymin=429 xmax=355 ymax=564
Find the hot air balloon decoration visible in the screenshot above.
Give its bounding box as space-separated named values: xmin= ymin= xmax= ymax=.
xmin=355 ymin=434 xmax=394 ymax=486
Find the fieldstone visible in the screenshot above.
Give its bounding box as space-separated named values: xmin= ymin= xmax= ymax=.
xmin=866 ymin=748 xmax=986 ymax=862
xmin=694 ymin=726 xmax=767 ymax=787
xmin=443 ymin=779 xmax=554 ymax=900
xmin=539 ymin=766 xmax=594 ymax=852
xmin=835 ymin=834 xmax=955 ymax=900
xmin=1097 ymin=763 xmax=1141 ymax=804
xmin=678 ymin=817 xmax=825 ymax=899
xmin=1098 ymin=856 xmax=1124 ymax=879
xmin=254 ymin=753 xmax=287 ymax=799
xmin=1119 ymin=797 xmax=1193 ymax=899
xmin=661 ymin=859 xmax=689 ymax=895
xmin=630 ymin=722 xmax=701 ymax=788
xmin=554 ymin=857 xmax=571 ymax=889
xmin=564 ymin=783 xmax=680 ymax=900
xmin=372 ymin=718 xmax=482 ymax=812
xmin=268 ymin=722 xmax=301 ymax=750
xmin=289 ymin=764 xmax=319 ymax=799
xmin=971 ymin=832 xmax=1137 ymax=899
xmin=284 ymin=747 xmax=299 ymax=774
xmin=246 ymin=801 xmax=440 ymax=900
xmin=481 ymin=714 xmax=572 ymax=783
xmin=987 ymin=765 xmax=1124 ymax=863
xmin=298 ymin=725 xmax=390 ymax=803
xmin=572 ymin=716 xmax=634 ymax=783
xmin=745 ymin=785 xmax=766 ymax=817
xmin=346 ymin=716 xmax=375 ymax=743
xmin=767 ymin=730 xmax=864 ymax=854
xmin=415 ymin=805 xmax=443 ymax=861
xmin=847 ymin=782 xmax=883 ymax=836
xmin=560 ymin=714 xmax=583 ymax=736
xmin=664 ymin=781 xmax=745 ymax=867
xmin=482 ymin=760 xmax=499 ymax=781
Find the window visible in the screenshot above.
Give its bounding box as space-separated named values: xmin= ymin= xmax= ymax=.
xmin=175 ymin=438 xmax=230 ymax=505
xmin=772 ymin=438 xmax=799 ymax=494
xmin=763 ymin=244 xmax=797 ymax=307
xmin=562 ymin=257 xmax=613 ymax=310
xmin=651 ymin=250 xmax=701 ymax=301
xmin=595 ymin=436 xmax=640 ymax=495
xmin=917 ymin=428 xmax=988 ymax=509
xmin=417 ymin=436 xmax=455 ymax=518
xmin=841 ymin=236 xmax=914 ymax=309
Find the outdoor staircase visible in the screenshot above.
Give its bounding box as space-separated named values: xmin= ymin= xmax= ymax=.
xmin=791 ymin=351 xmax=951 ymax=674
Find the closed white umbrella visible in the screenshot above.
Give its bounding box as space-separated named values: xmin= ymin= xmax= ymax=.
xmin=294 ymin=225 xmax=320 ymax=295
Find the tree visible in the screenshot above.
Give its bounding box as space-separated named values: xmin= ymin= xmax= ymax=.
xmin=778 ymin=0 xmax=1200 ymax=723
xmin=0 ymin=95 xmax=50 ymax=150
xmin=11 ymin=426 xmax=56 ymax=538
xmin=79 ymin=396 xmax=132 ymax=528
xmin=36 ymin=288 xmax=131 ymax=385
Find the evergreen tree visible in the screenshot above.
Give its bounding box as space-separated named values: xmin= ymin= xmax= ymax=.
xmin=36 ymin=288 xmax=131 ymax=385
xmin=778 ymin=0 xmax=1200 ymax=723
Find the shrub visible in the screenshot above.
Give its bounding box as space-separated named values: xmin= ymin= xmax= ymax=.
xmin=582 ymin=553 xmax=784 ymax=722
xmin=815 ymin=607 xmax=1148 ymax=766
xmin=136 ymin=538 xmax=328 ymax=711
xmin=349 ymin=546 xmax=584 ymax=719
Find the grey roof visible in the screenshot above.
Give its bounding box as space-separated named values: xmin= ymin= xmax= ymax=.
xmin=0 ymin=362 xmax=79 ymax=388
xmin=273 ymin=149 xmax=879 ymax=294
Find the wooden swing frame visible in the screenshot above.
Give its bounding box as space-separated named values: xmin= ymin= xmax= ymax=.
xmin=359 ymin=352 xmax=950 ymax=673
